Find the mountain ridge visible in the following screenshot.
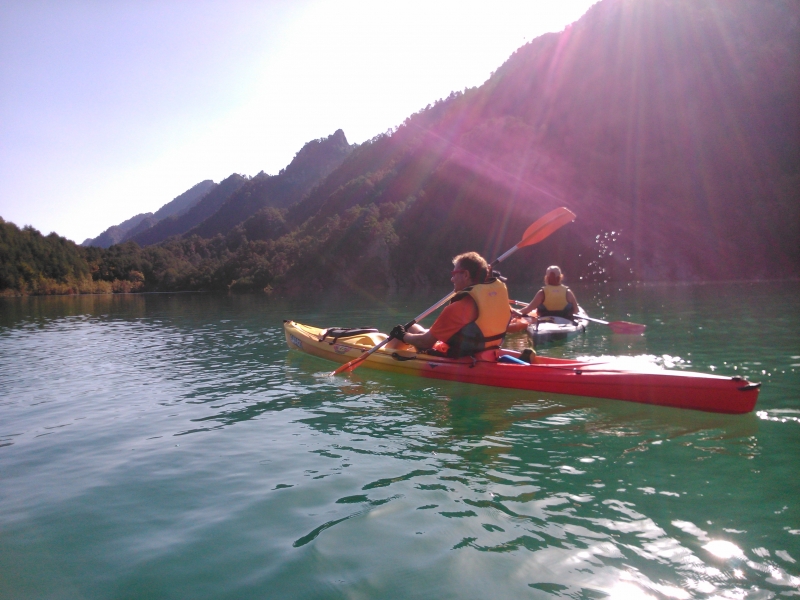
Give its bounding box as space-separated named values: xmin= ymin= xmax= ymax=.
xmin=128 ymin=174 xmax=248 ymax=246
xmin=187 ymin=129 xmax=354 ymax=239
xmin=82 ymin=179 xmax=215 ymax=248
xmin=80 ymin=212 xmax=153 ymax=248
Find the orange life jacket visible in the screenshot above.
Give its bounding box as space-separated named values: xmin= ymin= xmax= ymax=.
xmin=445 ymin=278 xmax=511 ymax=357
xmin=538 ymin=284 xmax=574 ymax=319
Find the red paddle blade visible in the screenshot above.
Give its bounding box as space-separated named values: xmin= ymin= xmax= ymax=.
xmin=332 ymin=357 xmax=360 ymax=375
xmin=608 ymin=321 xmax=646 ymax=335
xmin=518 ymin=207 xmax=576 ymax=248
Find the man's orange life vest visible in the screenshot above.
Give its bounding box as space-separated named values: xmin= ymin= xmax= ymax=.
xmin=445 ymin=278 xmax=511 ymax=357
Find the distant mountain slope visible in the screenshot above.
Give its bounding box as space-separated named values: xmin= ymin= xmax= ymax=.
xmin=470 ymin=0 xmax=800 ymax=281
xmin=187 ymin=129 xmax=353 ymax=239
xmin=81 ymin=180 xmax=214 ymax=248
xmin=81 ymin=212 xmax=153 ymax=248
xmin=152 ymin=180 xmax=215 ymax=220
xmin=129 ymin=174 xmax=247 ymax=246
xmin=122 ymin=215 xmax=159 ymax=240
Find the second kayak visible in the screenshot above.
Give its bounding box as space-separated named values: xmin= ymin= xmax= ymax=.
xmin=526 ymin=311 xmax=588 ymax=346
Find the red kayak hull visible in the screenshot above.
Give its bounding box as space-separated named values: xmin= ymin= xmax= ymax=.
xmin=413 ymin=360 xmax=759 ymax=414
xmin=285 ymin=321 xmax=760 ymax=414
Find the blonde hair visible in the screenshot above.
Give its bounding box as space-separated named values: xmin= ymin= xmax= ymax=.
xmin=544 ymin=265 xmax=563 ymax=286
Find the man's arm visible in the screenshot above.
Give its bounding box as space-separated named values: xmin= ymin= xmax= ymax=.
xmin=402 ymin=328 xmax=437 ymax=350
xmin=403 ymin=297 xmax=478 ymax=351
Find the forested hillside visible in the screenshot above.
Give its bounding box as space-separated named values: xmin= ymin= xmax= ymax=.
xmin=2 ymin=0 xmax=798 ymax=296
xmin=273 ymin=0 xmax=798 ymax=290
xmin=1 ymin=218 xmax=106 ymax=294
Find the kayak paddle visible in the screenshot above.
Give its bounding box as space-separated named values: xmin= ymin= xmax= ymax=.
xmin=580 ymin=314 xmax=646 ymax=334
xmin=510 ymin=299 xmax=646 ymax=335
xmin=331 ymin=207 xmax=577 ymax=375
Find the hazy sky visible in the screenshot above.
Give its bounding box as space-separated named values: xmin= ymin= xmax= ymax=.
xmin=0 ymin=0 xmax=596 ymax=243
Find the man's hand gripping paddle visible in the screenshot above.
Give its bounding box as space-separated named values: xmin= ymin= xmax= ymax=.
xmin=331 ymin=207 xmax=577 ymax=375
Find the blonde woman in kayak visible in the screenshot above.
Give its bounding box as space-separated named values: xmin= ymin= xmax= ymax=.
xmin=388 ymin=252 xmax=511 ymax=358
xmin=518 ymin=265 xmax=579 ymax=320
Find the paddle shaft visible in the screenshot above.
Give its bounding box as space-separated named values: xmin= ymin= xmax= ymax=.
xmin=510 ymin=298 xmax=590 ymax=318
xmin=332 ymin=208 xmax=577 ymax=375
xmin=573 ymin=314 xmax=608 ymax=326
xmin=510 ymin=299 xmax=645 ymax=332
xmin=331 ymin=294 xmax=455 ymax=374
xmin=333 ymin=246 xmax=527 ymax=375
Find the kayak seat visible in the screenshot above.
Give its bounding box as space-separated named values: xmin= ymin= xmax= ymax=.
xmin=323 ymin=332 xmax=388 ymax=347
xmin=319 ymin=327 xmax=379 ymax=343
xmin=350 ymin=332 xmax=389 ymax=346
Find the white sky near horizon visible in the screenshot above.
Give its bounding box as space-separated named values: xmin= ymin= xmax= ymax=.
xmin=0 ymin=0 xmax=597 ymax=243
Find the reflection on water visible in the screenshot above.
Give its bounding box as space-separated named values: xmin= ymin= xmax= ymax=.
xmin=0 ymin=284 xmax=798 ymax=598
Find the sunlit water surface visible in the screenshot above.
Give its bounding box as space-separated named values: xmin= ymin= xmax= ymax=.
xmin=1 ymin=281 xmax=798 ymax=599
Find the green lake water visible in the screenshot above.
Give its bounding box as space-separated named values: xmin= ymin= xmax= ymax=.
xmin=1 ymin=281 xmax=798 ymax=599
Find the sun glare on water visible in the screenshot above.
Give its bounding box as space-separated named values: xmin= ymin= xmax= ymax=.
xmin=703 ymin=540 xmax=745 ymax=560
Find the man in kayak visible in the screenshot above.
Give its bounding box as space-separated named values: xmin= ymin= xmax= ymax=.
xmin=388 ymin=252 xmax=511 ymax=358
xmin=517 ymin=265 xmax=579 ymax=320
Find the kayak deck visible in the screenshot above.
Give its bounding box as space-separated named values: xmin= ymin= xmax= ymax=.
xmin=526 ymin=312 xmax=588 ymax=345
xmin=284 ymin=321 xmax=760 ymax=414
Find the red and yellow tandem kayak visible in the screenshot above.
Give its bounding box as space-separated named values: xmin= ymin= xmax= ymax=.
xmin=284 ymin=321 xmax=760 ymax=414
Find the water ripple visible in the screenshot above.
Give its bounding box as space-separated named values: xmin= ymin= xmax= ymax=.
xmin=1 ymin=289 xmax=798 ymax=598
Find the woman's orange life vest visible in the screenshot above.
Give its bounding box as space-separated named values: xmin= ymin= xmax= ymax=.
xmin=542 ymin=284 xmax=568 ymax=310
xmin=445 ymin=278 xmax=511 ymax=357
xmin=538 ymin=284 xmax=574 ymax=318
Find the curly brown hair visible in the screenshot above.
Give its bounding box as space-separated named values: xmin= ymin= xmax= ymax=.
xmin=453 ymin=252 xmax=489 ymax=283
